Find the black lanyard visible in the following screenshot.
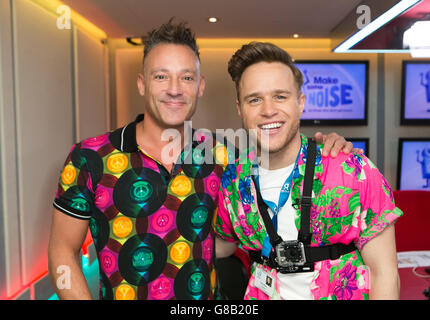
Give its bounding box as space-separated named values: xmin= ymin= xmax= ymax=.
xmin=253 ymin=137 xmax=316 ymax=249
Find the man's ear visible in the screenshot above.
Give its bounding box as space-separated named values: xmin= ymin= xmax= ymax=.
xmin=137 ymin=73 xmax=145 ymax=96
xmin=236 ymin=99 xmax=242 ymax=118
xmin=198 ymin=74 xmax=206 ymax=97
xmin=298 ymin=92 xmax=305 ymax=116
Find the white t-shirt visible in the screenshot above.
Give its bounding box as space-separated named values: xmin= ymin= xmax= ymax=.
xmin=258 ymin=164 xmax=314 ymax=300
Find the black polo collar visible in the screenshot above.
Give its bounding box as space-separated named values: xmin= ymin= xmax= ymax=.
xmin=109 ymin=113 xmax=201 ymax=154
xmin=109 ymin=114 xmax=143 ymax=153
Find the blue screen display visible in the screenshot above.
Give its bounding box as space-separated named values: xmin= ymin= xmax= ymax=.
xmin=399 ymin=140 xmax=430 ymax=190
xmin=295 ymin=62 xmax=367 ymax=121
xmin=351 ymin=140 xmax=367 ymax=156
xmin=403 ymin=62 xmax=430 ymax=120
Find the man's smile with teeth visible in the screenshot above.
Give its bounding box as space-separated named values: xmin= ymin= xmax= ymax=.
xmin=259 ymin=122 xmax=283 ymax=130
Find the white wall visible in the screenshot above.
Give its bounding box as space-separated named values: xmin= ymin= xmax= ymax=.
xmin=13 ymin=0 xmax=75 ymax=285
xmin=0 ymin=0 xmax=109 ymax=299
xmin=74 ymin=27 xmax=109 ymax=141
xmin=0 ymin=0 xmax=21 ymax=299
xmin=115 ymin=48 xmax=145 ymax=128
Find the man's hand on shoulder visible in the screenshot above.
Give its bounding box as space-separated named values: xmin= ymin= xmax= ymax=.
xmin=313 ymin=132 xmax=363 ymax=157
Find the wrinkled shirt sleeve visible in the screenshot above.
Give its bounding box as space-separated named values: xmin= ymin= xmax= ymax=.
xmin=53 ymin=143 xmax=94 ymax=220
xmin=356 ymin=158 xmax=403 ymax=250
xmin=214 ymin=187 xmax=238 ymax=243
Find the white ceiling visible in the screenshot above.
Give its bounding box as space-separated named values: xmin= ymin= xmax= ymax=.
xmin=62 ymin=0 xmax=363 ymax=38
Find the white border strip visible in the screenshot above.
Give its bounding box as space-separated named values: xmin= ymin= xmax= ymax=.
xmin=53 ymin=201 xmax=91 ymax=220
xmin=120 ymin=123 xmax=128 ymax=152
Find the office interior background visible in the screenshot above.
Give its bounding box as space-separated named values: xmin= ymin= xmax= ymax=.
xmin=0 ymin=0 xmax=430 ymax=300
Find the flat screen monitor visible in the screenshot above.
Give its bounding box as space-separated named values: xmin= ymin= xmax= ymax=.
xmin=397 ymin=138 xmax=430 ymax=190
xmin=401 ymin=61 xmax=430 ymax=125
xmin=347 ymin=138 xmax=369 ymax=157
xmin=295 ymin=60 xmax=368 ymax=126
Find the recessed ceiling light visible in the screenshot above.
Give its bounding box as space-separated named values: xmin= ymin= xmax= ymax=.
xmin=293 ymin=33 xmax=299 ymax=38
xmin=208 ymin=17 xmax=218 ymax=23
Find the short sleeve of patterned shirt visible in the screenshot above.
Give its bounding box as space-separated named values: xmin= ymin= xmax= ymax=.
xmin=54 ymin=141 xmax=98 ymax=220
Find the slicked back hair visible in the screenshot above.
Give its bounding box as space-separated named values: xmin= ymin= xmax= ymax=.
xmin=228 ymin=41 xmax=303 ymax=100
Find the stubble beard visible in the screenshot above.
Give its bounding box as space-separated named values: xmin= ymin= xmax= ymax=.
xmin=144 ymin=98 xmax=197 ymax=131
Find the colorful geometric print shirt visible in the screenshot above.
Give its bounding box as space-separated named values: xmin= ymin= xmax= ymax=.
xmin=53 ymin=114 xmax=228 ymax=300
xmin=215 ymin=134 xmax=403 ymax=300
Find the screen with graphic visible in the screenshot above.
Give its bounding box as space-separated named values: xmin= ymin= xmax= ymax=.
xmin=397 ymin=138 xmax=430 ymax=190
xmin=347 ymin=138 xmax=369 ymax=157
xmin=295 ymin=61 xmax=368 ymax=125
xmin=401 ymin=61 xmax=430 ymax=125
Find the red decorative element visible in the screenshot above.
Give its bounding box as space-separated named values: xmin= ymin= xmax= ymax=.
xmin=162 ymin=263 xmax=179 ymax=279
xmin=135 ymin=216 xmax=148 ymax=234
xmin=99 ymin=174 xmax=118 ymax=188
xmin=97 ymin=143 xmax=115 ymax=158
xmin=164 ymin=194 xmax=182 ymax=211
xmin=163 ymin=229 xmax=181 ymax=246
xmin=393 ymin=190 xmax=430 ymax=252
xmin=107 ymin=238 xmax=122 ymax=253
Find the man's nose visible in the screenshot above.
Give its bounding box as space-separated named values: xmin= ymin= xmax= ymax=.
xmin=166 ymin=77 xmax=183 ymax=96
xmin=260 ymin=99 xmax=278 ymax=117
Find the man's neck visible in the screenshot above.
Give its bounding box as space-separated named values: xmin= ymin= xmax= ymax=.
xmin=136 ymin=115 xmax=187 ymax=170
xmin=261 ymin=131 xmax=302 ymax=170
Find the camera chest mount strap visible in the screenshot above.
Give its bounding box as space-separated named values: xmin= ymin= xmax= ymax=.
xmin=250 ymin=137 xmax=357 ymax=273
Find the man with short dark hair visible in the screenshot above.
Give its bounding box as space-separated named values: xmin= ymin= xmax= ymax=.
xmin=48 ymin=21 xmax=354 ymax=300
xmin=215 ymin=42 xmax=402 ymax=300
